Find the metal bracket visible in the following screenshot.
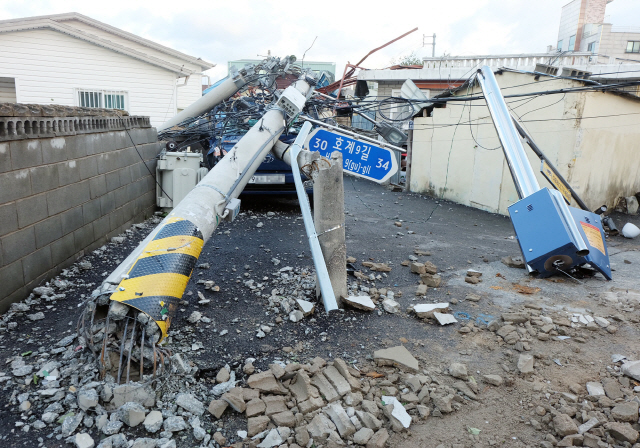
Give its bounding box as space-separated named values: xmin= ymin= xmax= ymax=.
xmin=196 ymin=183 xmax=229 ymax=201
xmin=317 ymin=223 xmax=345 ymax=238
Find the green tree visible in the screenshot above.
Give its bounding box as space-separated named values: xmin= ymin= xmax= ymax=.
xmin=391 ymin=51 xmax=423 ymax=66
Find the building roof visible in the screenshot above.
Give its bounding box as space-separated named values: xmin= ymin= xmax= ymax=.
xmin=0 ymin=12 xmax=214 ymax=76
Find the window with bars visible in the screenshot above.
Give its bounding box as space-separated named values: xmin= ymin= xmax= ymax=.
xmin=627 ymin=41 xmax=640 ymax=53
xmin=77 ymin=90 xmax=127 ymax=110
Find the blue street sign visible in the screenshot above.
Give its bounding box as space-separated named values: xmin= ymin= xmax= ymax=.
xmin=304 ymin=128 xmax=398 ymax=183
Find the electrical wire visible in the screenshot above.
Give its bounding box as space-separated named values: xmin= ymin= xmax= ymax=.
xmin=115 ymin=112 xmax=173 ymax=202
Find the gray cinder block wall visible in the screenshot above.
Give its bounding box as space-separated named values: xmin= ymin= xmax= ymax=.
xmin=0 ymin=104 xmax=161 ymax=312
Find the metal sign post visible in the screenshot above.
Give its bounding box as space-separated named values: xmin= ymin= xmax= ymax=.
xmin=304 ymin=128 xmax=398 ymax=183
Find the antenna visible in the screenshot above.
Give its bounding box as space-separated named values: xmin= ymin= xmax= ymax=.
xmin=423 ymin=33 xmax=436 ymax=57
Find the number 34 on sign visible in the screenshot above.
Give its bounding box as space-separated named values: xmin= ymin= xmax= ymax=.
xmin=303 ymin=128 xmax=398 ymax=184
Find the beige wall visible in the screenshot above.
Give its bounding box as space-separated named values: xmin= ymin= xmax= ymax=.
xmin=409 ymin=70 xmax=640 ymax=215
xmin=599 ymin=24 xmax=640 ymax=63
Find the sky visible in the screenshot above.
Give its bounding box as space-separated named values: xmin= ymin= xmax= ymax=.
xmin=1 ymin=0 xmax=639 ymax=83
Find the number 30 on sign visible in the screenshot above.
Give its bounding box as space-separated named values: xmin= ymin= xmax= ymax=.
xmin=303 ymin=128 xmax=398 ymax=184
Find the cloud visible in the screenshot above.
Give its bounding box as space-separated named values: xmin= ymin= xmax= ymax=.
xmin=0 ymin=0 xmax=634 ymax=84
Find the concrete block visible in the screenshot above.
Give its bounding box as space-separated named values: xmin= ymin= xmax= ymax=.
xmin=128 ymin=162 xmax=141 ymax=182
xmin=41 ymin=137 xmax=68 ymax=164
xmin=86 ymin=234 xmax=107 ymax=253
xmin=122 ymin=200 xmax=135 ymax=222
xmin=115 ymin=186 xmax=128 ymax=208
xmin=74 ymin=224 xmax=94 ymax=252
xmin=125 ymin=183 xmax=138 ymax=204
xmin=10 ymin=139 xmax=43 ymax=170
xmin=143 ymin=175 xmax=155 ymax=191
xmin=114 ymin=131 xmax=129 ymax=150
xmin=97 ymin=153 xmax=118 ymax=174
xmin=93 ymin=132 xmax=116 ymax=154
xmin=46 ymin=181 xmax=90 ymax=216
xmin=29 ymin=164 xmax=59 ymax=194
xmin=141 ymin=189 xmax=154 ymax=206
xmin=145 ymin=159 xmax=157 ymax=174
xmin=58 ymin=160 xmax=80 ymax=186
xmin=123 ymin=147 xmax=139 ymax=166
xmin=0 ymin=202 xmax=18 ymax=236
xmin=1 ymin=227 xmax=36 ymax=265
xmin=22 ymin=245 xmax=52 ymax=284
xmin=0 ymin=169 xmax=32 ymax=203
xmin=89 ymin=175 xmax=107 ymax=199
xmin=93 ymin=215 xmax=110 ymax=240
xmin=147 ymin=128 xmax=158 ymax=143
xmin=35 ymin=215 xmax=62 ymax=249
xmin=24 ymin=271 xmax=50 ymax=295
xmin=51 ymin=232 xmax=76 ymax=266
xmin=129 ymin=128 xmax=148 ymax=146
xmin=78 ymin=156 xmax=98 ymax=180
xmin=65 ymin=135 xmax=88 ymax=159
xmin=16 ymin=193 xmax=48 ymax=228
xmin=119 ymin=166 xmax=132 ymax=186
xmin=0 ymin=142 xmax=11 ymax=173
xmin=60 ymin=206 xmax=84 ymax=233
xmin=79 ymin=134 xmax=97 ymax=156
xmin=133 ymin=179 xmax=146 ymax=199
xmin=105 ymin=170 xmax=120 ymax=191
xmin=0 ymin=285 xmax=26 ymax=313
xmin=100 ymin=191 xmax=115 ymax=215
xmin=0 ymin=260 xmax=24 ymax=298
xmin=109 ymin=207 xmax=125 ymax=231
xmin=141 ymin=143 xmax=161 ymax=160
xmin=82 ymin=199 xmax=101 ymax=225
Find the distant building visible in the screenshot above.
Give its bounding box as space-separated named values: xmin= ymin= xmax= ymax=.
xmin=0 ymin=13 xmax=214 ymax=126
xmin=357 ymin=0 xmax=640 ymax=119
xmin=556 ymin=0 xmax=640 ymax=63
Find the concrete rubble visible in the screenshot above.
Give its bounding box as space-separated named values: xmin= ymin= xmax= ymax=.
xmin=0 ymin=191 xmax=639 ymax=448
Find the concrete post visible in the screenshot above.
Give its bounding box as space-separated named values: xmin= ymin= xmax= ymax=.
xmin=313 ymin=151 xmax=347 ymax=305
xmin=405 ymin=128 xmax=413 ymax=192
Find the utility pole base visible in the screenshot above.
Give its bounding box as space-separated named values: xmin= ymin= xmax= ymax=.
xmin=314 ymin=151 xmax=348 ymax=306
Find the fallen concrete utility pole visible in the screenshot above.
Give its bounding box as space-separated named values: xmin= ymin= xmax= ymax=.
xmin=476 ymin=66 xmax=611 ymax=280
xmin=285 ymin=122 xmax=340 ymax=312
xmin=81 ymin=75 xmax=317 ymax=383
xmin=157 ymin=70 xmax=249 ymax=133
xmin=272 ymin=139 xmax=347 ymax=308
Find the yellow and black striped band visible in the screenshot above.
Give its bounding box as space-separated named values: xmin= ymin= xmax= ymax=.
xmin=110 ymin=217 xmax=204 ymax=341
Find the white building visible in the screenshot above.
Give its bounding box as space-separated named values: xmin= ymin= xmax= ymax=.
xmin=0 ymin=13 xmax=214 ymax=127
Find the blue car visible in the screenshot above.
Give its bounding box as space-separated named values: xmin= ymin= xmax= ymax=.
xmin=207 ymin=134 xmax=312 ymax=196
